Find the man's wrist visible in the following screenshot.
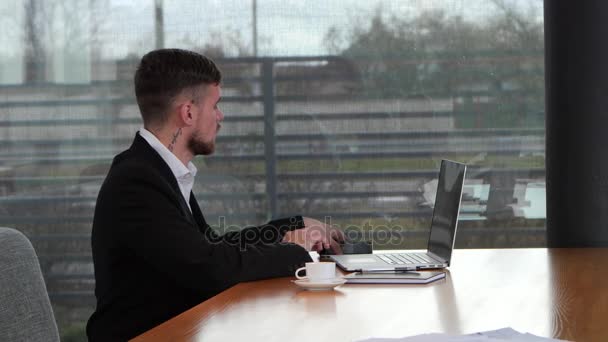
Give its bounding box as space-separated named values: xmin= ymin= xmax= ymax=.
xmin=279 ymin=215 xmax=305 ymax=235
xmin=265 ymin=215 xmax=305 ymax=241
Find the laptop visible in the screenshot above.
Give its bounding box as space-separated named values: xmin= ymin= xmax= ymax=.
xmin=329 ymin=159 xmax=467 ymax=272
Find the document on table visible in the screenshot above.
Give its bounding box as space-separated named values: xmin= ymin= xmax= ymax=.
xmin=356 ymin=328 xmax=567 ymax=342
xmin=309 ymin=251 xmax=320 ymax=262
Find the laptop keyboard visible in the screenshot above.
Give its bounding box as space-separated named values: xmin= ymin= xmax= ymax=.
xmin=378 ymin=253 xmax=436 ymax=265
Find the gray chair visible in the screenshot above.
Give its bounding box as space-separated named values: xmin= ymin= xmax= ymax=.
xmin=0 ymin=227 xmax=60 ymax=342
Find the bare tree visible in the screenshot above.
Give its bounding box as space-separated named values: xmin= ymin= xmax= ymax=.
xmin=23 ymin=0 xmax=45 ymax=82
xmin=21 ymin=0 xmax=110 ymax=83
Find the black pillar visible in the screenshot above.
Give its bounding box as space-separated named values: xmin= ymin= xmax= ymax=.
xmin=262 ymin=59 xmax=278 ymax=218
xmin=545 ymin=0 xmax=608 ymax=246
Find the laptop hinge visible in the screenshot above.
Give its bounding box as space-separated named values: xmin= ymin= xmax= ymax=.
xmin=427 ymin=251 xmax=448 ymax=265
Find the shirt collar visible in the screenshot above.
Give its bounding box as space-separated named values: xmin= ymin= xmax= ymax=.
xmin=138 ymin=127 xmax=198 ymax=180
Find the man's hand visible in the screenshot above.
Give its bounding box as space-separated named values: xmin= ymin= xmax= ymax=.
xmin=282 ymin=217 xmax=345 ymax=254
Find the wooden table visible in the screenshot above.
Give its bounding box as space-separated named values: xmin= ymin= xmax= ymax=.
xmin=133 ymin=248 xmax=608 ymax=342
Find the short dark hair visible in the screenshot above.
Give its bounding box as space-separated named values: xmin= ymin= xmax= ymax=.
xmin=134 ymin=48 xmax=222 ymax=127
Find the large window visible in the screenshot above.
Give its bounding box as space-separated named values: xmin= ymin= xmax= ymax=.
xmin=0 ymin=0 xmax=544 ymax=339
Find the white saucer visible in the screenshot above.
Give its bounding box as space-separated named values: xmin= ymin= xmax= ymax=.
xmin=292 ymin=278 xmax=346 ymax=291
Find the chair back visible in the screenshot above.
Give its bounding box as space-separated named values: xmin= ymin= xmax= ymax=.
xmin=0 ymin=227 xmax=60 ymax=342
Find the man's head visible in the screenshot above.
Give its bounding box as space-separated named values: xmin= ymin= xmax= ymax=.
xmin=134 ymin=49 xmax=223 ymax=155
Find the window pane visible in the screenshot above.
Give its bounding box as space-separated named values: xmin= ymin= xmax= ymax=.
xmin=0 ymin=0 xmax=544 ymax=339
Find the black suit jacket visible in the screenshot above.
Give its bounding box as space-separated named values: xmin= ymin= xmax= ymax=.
xmin=86 ymin=133 xmax=311 ymax=341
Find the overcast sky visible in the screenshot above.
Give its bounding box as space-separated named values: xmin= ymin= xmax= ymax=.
xmin=98 ymin=0 xmax=543 ymax=58
xmin=0 ymin=0 xmax=543 ymax=59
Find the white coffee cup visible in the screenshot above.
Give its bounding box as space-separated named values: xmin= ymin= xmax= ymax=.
xmin=295 ymin=262 xmax=336 ymax=283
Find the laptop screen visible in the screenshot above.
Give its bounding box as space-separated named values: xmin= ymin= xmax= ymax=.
xmin=427 ymin=160 xmax=466 ymax=263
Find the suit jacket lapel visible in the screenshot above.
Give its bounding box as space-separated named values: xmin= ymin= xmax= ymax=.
xmin=189 ymin=192 xmax=210 ymax=233
xmin=176 ymin=193 xmax=196 ymax=226
xmin=130 ymin=133 xmax=197 ymax=226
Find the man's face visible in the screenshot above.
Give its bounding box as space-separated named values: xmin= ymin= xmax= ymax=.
xmin=188 ymin=83 xmax=223 ymax=155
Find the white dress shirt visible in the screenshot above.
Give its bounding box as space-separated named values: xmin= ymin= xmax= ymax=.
xmin=138 ymin=127 xmax=198 ymax=212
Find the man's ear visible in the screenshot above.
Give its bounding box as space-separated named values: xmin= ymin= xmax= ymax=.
xmin=177 ymin=102 xmax=194 ymax=126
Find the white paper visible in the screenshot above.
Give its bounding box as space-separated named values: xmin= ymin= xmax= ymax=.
xmin=309 ymin=251 xmax=320 ymax=262
xmin=355 ymin=327 xmax=566 ymax=342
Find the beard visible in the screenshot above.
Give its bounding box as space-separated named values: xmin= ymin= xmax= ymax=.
xmin=188 ymin=130 xmax=216 ymax=156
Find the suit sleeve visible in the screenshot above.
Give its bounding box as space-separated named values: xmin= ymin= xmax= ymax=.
xmin=221 ymin=216 xmax=306 ymax=245
xmin=99 ymin=165 xmax=311 ymax=294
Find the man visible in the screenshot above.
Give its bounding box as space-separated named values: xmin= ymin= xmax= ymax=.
xmin=87 ymin=49 xmax=343 ymax=341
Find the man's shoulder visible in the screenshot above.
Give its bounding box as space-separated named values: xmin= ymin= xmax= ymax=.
xmin=109 ymin=136 xmax=163 ymax=176
xmin=109 ymin=149 xmax=149 ymax=176
xmin=101 ymin=147 xmax=163 ymax=190
xmin=97 ymin=134 xmax=177 ymax=198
